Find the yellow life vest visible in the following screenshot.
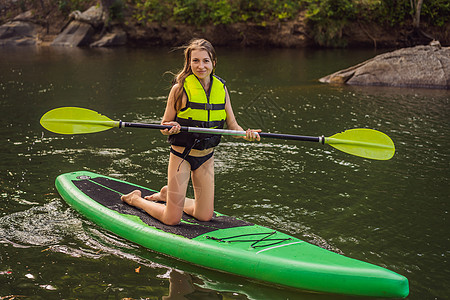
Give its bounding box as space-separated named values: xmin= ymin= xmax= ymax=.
xmin=169 ymin=74 xmax=227 ymax=150
xmin=177 ymin=74 xmax=227 ymax=126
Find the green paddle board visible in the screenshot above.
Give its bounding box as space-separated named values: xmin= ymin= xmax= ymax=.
xmin=55 ymin=171 xmax=409 ymax=298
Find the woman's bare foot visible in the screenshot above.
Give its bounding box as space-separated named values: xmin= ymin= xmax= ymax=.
xmin=121 ymin=190 xmax=142 ymax=206
xmin=144 ymin=186 xmax=168 ymax=202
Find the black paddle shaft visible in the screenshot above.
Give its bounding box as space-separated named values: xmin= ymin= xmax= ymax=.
xmin=121 ymin=122 xmax=181 ymax=131
xmin=121 ymin=122 xmax=321 ymax=143
xmin=259 ymin=132 xmax=321 ymax=143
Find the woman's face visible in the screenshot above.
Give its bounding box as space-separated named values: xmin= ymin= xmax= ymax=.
xmin=190 ymin=49 xmax=214 ymax=80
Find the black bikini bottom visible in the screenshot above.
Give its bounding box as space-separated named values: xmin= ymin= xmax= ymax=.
xmin=170 ymin=148 xmax=214 ymax=171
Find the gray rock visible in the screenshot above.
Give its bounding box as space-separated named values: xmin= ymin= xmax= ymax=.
xmin=319 ymin=44 xmax=450 ymax=89
xmin=50 ymin=6 xmax=103 ymax=47
xmin=51 ymin=21 xmax=94 ymax=47
xmin=0 ymin=20 xmax=37 ymax=46
xmin=50 ymin=6 xmax=127 ymax=48
xmin=90 ymin=30 xmax=126 ymax=47
xmin=13 ymin=10 xmax=34 ymax=21
xmin=69 ymin=6 xmax=103 ymax=28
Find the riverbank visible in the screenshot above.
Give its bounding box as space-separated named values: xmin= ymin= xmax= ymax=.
xmin=122 ymin=19 xmax=449 ymax=49
xmin=1 ymin=0 xmax=450 ymax=48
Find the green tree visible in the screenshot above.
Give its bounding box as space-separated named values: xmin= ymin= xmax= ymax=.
xmin=305 ymin=0 xmax=357 ymax=47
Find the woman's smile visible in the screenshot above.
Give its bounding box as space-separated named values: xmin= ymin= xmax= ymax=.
xmin=191 ymin=49 xmax=214 ymax=81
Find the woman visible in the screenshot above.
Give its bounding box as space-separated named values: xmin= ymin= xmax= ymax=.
xmin=121 ymin=39 xmax=260 ymax=225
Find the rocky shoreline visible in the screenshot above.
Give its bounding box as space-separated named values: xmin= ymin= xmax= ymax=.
xmin=1 ymin=4 xmax=450 ymax=48
xmin=320 ymin=44 xmax=450 ymax=90
xmin=1 ymin=5 xmax=449 ymax=89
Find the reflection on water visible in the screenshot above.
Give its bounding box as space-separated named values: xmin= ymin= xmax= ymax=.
xmin=0 ymin=46 xmax=448 ymax=299
xmin=162 ymin=269 xmax=223 ymax=300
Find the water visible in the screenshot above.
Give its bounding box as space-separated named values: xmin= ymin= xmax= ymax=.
xmin=0 ymin=46 xmax=448 ymax=299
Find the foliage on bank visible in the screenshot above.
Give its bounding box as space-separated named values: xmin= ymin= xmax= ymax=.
xmin=132 ymin=0 xmax=301 ymax=26
xmin=129 ymin=0 xmax=449 ymax=27
xmin=130 ymin=0 xmax=449 ymax=47
xmin=2 ymin=0 xmax=449 ymax=47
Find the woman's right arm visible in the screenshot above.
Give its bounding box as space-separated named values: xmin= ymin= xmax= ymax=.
xmin=160 ymin=84 xmax=181 ymax=136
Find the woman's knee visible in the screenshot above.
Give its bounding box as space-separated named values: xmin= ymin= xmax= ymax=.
xmin=195 ymin=211 xmax=214 ymax=222
xmin=162 ymin=207 xmax=184 ymax=225
xmin=162 ymin=215 xmax=182 ymax=226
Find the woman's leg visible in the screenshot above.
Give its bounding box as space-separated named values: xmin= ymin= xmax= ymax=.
xmin=183 ymin=155 xmax=215 ymax=222
xmin=122 ymin=151 xmax=214 ymax=224
xmin=122 ymin=152 xmax=191 ymax=225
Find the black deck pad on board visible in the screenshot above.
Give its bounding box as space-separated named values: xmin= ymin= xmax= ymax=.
xmin=72 ymin=177 xmax=252 ymax=239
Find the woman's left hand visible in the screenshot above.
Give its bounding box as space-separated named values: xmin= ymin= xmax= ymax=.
xmin=244 ymin=129 xmax=261 ymax=142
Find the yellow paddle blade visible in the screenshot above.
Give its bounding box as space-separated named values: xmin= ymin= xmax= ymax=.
xmin=40 ymin=107 xmax=120 ymax=134
xmin=325 ymin=128 xmax=395 ymax=160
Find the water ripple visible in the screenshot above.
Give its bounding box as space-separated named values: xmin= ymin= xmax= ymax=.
xmin=0 ymin=201 xmax=81 ymax=247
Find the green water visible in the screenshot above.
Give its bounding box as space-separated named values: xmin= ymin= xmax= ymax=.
xmin=0 ymin=46 xmax=448 ymax=299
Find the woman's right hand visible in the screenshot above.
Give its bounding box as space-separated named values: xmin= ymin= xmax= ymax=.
xmin=161 ymin=121 xmax=181 ymax=135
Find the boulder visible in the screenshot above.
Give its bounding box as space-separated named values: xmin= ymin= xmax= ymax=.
xmin=319 ymin=44 xmax=450 ymax=89
xmin=90 ymin=29 xmax=127 ymax=47
xmin=51 ymin=6 xmax=102 ymax=47
xmin=50 ymin=6 xmax=126 ymax=48
xmin=69 ymin=6 xmax=103 ymax=28
xmin=51 ymin=20 xmax=94 ymax=47
xmin=0 ymin=11 xmax=39 ymax=46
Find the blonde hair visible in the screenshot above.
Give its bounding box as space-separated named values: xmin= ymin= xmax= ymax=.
xmin=172 ymin=39 xmax=217 ymax=111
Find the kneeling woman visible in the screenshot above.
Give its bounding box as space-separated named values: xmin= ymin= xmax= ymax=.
xmin=122 ymin=39 xmax=260 ymax=225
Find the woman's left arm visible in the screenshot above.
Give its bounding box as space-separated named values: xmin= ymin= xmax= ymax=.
xmin=224 ymin=87 xmax=261 ymax=141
